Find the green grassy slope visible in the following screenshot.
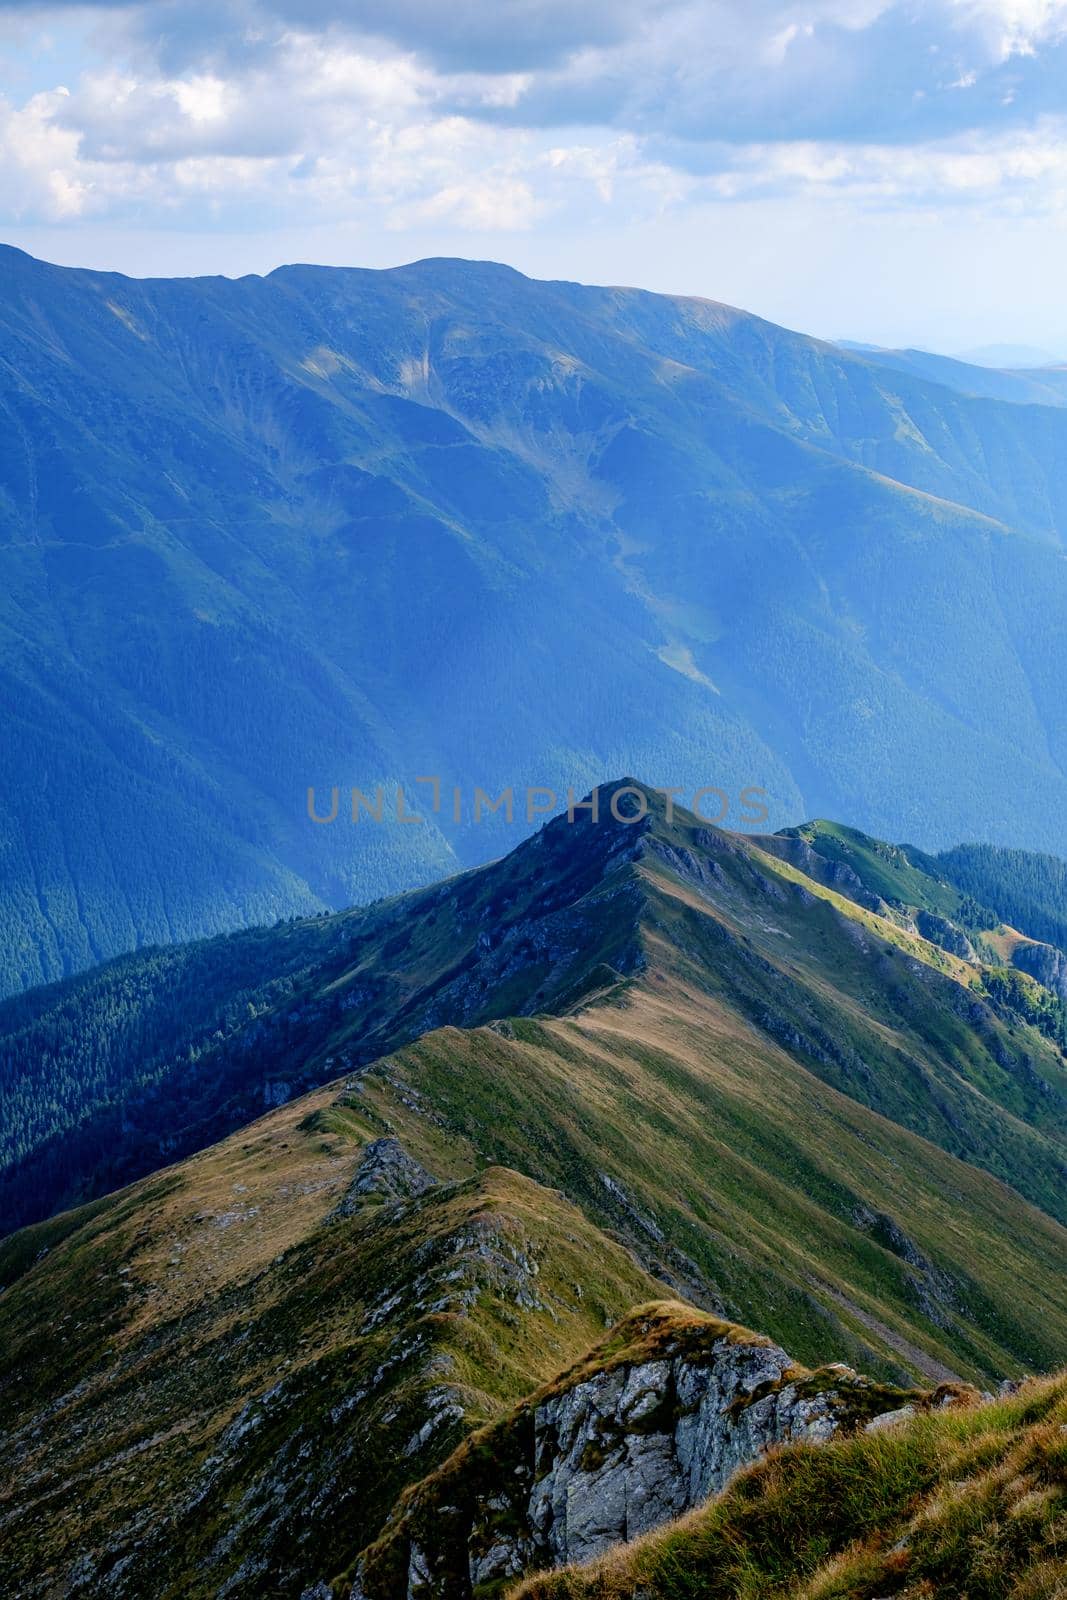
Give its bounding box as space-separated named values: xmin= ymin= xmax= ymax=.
xmin=3 ymin=791 xmax=1067 ymax=1596
xmin=0 ymin=796 xmax=649 ymax=1233
xmin=344 ymin=988 xmax=1067 ymax=1385
xmin=0 ymin=1092 xmax=660 ymax=1600
xmin=760 ymin=820 xmax=969 ymax=921
xmin=5 ymin=784 xmax=1067 ymax=1281
xmin=3 ymin=1049 xmax=1064 ymax=1599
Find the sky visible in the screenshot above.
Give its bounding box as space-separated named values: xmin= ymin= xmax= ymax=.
xmin=3 ymin=0 xmax=1067 ymax=350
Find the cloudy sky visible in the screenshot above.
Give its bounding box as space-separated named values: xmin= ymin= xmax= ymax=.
xmin=3 ymin=0 xmax=1067 ymax=348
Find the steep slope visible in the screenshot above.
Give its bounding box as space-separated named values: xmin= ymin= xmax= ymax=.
xmin=4 ymin=793 xmax=1067 ymax=1596
xmin=0 ymin=1094 xmax=661 ymax=1600
xmin=3 ymin=1058 xmax=1063 ymax=1599
xmin=760 ymin=818 xmax=1067 ymax=1020
xmin=0 ymin=785 xmax=650 ymax=1233
xmin=332 ymin=958 xmax=1067 ymax=1383
xmin=515 ymin=1373 xmax=1067 ymax=1600
xmin=7 ymin=247 xmax=1067 ymax=992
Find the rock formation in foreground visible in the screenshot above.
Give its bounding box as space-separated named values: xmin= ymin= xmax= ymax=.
xmin=352 ymin=1302 xmax=963 ymax=1598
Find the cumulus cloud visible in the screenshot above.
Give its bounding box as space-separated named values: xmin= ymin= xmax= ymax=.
xmin=0 ymin=86 xmax=99 ymax=218
xmin=3 ymin=0 xmax=1067 ymax=232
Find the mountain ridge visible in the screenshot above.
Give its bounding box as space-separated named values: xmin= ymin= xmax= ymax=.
xmin=2 ymin=783 xmax=1067 ymax=1595
xmin=4 ymin=783 xmax=1066 ymax=1372
xmin=6 ymin=248 xmax=1067 ymax=994
xmin=7 ymin=781 xmax=1067 ymax=1241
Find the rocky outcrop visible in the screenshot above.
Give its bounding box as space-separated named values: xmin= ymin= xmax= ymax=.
xmin=915 ymin=911 xmax=976 ymax=961
xmin=752 ymin=835 xmax=890 ymax=917
xmin=328 ymin=1138 xmax=437 ymax=1218
xmin=1011 ymin=938 xmax=1067 ymax=1000
xmin=519 ymin=1344 xmax=835 ymax=1572
xmin=353 ymin=1304 xmax=927 ymax=1599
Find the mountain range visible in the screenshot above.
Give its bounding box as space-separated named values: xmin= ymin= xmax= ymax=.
xmin=7 ymin=246 xmax=1067 ymax=996
xmin=2 ymin=784 xmax=1066 ymax=1596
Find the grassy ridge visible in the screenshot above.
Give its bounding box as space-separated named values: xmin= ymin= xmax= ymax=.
xmin=0 ymin=1093 xmax=660 ymax=1599
xmin=6 ymin=786 xmax=1067 ymax=1242
xmin=351 ymin=986 xmax=1067 ymax=1385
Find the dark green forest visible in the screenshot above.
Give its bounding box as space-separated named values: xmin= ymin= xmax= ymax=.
xmin=939 ymin=842 xmax=1067 ymax=954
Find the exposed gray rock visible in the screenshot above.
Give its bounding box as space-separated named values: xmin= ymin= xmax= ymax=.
xmin=526 ymin=1339 xmax=842 ymax=1567
xmin=328 ymin=1139 xmax=437 ymax=1218
xmin=915 ymin=911 xmax=976 ymax=962
xmin=598 ymin=1172 xmax=665 ymax=1243
xmin=359 ymin=1314 xmax=922 ymax=1598
xmin=1011 ymin=938 xmax=1067 ymax=1001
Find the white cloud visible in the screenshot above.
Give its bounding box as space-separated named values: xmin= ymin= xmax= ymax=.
xmin=399 ymin=174 xmax=544 ymax=230
xmin=171 ymin=73 xmax=229 ymax=125
xmin=4 ymin=0 xmax=1067 ymax=238
xmin=952 ymin=0 xmax=1067 ymax=59
xmin=0 ymin=87 xmax=95 ymax=218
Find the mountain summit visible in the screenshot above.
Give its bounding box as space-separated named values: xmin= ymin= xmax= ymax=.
xmin=4 ymin=780 xmax=1066 ymax=1339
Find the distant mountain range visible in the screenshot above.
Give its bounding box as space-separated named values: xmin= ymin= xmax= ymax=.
xmin=2 ymin=784 xmax=1066 ymax=1597
xmin=955 ymin=341 xmax=1066 ymax=368
xmin=6 ymin=246 xmax=1067 ymax=996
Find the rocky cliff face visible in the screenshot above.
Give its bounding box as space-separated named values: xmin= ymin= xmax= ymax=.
xmin=1012 ymin=938 xmax=1067 ymax=1000
xmin=352 ymin=1304 xmax=929 ymax=1599
xmin=914 ymin=910 xmax=977 ymax=962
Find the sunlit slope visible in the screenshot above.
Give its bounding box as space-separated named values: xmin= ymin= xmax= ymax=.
xmin=3 ymin=791 xmax=1067 ymax=1596
xmin=5 ymin=784 xmax=1067 ymax=1251
xmin=0 ymin=1091 xmax=659 ymax=1600
xmin=343 ymin=980 xmax=1067 ymax=1385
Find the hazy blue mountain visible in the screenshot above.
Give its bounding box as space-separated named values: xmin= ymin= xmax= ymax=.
xmin=836 ymin=343 xmax=1067 ymax=405
xmin=956 ymin=342 xmax=1065 ymax=368
xmin=5 ymin=245 xmax=1067 ymax=993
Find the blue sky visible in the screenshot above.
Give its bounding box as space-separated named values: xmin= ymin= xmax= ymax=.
xmin=2 ymin=0 xmax=1067 ymax=350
